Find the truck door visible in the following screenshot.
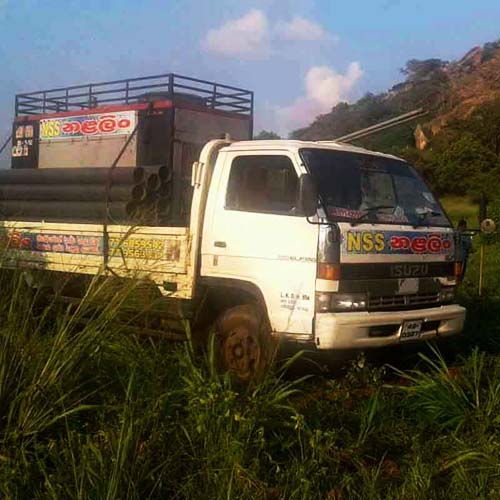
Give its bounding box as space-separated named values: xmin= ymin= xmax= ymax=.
xmin=202 ymin=151 xmax=318 ymax=334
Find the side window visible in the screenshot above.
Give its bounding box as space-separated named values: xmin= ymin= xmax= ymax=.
xmin=226 ymin=155 xmax=299 ymax=214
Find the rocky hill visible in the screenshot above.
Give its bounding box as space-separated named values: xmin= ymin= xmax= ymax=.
xmin=292 ymin=40 xmax=500 ymax=147
xmin=292 ymin=40 xmax=500 ymax=200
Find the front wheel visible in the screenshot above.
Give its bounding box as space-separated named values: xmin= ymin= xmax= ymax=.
xmin=214 ymin=304 xmax=274 ymax=382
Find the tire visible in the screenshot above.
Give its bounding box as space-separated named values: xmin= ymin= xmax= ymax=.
xmin=214 ymin=304 xmax=274 ymax=382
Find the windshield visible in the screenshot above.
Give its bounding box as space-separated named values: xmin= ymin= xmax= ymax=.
xmin=300 ymin=148 xmax=450 ymax=227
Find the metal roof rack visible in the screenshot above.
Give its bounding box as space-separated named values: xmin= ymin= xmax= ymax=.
xmin=15 ymin=73 xmax=254 ymax=118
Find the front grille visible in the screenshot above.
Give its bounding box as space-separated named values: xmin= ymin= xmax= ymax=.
xmin=368 ymin=293 xmax=440 ymax=311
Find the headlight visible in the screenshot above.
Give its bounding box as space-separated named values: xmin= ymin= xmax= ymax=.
xmin=439 ymin=287 xmax=455 ymax=304
xmin=316 ymin=292 xmax=367 ymax=312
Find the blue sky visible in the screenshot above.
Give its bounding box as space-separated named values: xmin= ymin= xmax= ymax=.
xmin=1 ymin=0 xmax=499 ymax=166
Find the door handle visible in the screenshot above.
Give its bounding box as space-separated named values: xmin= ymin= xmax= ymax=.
xmin=214 ymin=241 xmax=227 ymax=248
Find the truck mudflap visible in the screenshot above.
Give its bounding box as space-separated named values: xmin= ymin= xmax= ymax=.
xmin=313 ymin=304 xmax=466 ymax=350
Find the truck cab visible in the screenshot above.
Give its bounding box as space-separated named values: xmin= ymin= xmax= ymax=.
xmin=197 ymin=140 xmax=465 ymax=367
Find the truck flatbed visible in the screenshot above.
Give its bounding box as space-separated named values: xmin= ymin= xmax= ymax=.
xmin=0 ymin=221 xmax=194 ymax=298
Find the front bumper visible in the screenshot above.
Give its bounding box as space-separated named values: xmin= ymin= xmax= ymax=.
xmin=314 ymin=304 xmax=466 ymax=350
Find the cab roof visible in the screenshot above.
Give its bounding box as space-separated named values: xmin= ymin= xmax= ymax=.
xmin=223 ymin=139 xmax=403 ymax=162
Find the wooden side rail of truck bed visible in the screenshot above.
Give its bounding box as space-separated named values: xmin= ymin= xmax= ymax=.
xmin=0 ymin=221 xmax=194 ymax=299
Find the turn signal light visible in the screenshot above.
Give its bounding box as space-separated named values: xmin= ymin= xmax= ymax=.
xmin=454 ymin=262 xmax=463 ymax=278
xmin=317 ymin=263 xmax=340 ymax=281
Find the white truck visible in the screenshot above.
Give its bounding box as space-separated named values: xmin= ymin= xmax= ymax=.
xmin=1 ymin=74 xmax=466 ymax=380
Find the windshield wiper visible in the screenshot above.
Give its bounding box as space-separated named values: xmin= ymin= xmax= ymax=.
xmin=357 ymin=205 xmax=395 ymax=220
xmin=413 ymin=209 xmax=441 ymax=227
xmin=351 ymin=205 xmax=395 ymax=225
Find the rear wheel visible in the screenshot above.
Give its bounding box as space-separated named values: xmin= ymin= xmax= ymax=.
xmin=215 ymin=304 xmax=274 ymax=382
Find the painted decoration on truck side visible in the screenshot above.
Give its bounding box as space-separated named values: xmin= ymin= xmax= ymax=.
xmin=35 ymin=233 xmax=102 ymax=255
xmin=343 ymin=230 xmax=453 ymax=255
xmin=12 ymin=124 xmax=35 ymax=158
xmin=0 ymin=230 xmax=180 ymax=261
xmin=0 ymin=231 xmax=102 ymax=255
xmin=108 ymin=237 xmax=177 ymax=260
xmin=39 ymin=110 xmax=135 ymax=141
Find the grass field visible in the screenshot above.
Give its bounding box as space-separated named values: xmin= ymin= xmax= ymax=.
xmin=1 ymin=198 xmax=500 ymax=499
xmin=440 ymin=195 xmax=479 ymax=227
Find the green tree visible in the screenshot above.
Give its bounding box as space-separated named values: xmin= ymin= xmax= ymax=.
xmin=431 ymin=134 xmax=499 ymax=196
xmin=462 ymin=99 xmax=500 ymax=158
xmin=400 ymin=58 xmax=448 ymax=80
xmin=254 ymin=130 xmax=281 ymax=140
xmin=482 ymin=39 xmax=500 ymax=62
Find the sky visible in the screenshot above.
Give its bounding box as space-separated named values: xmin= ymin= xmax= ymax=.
xmin=1 ymin=0 xmax=500 ymax=167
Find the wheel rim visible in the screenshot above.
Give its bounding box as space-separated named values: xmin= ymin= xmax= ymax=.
xmin=223 ymin=327 xmax=261 ymax=380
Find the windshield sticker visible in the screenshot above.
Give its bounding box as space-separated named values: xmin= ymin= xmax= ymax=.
xmin=377 ymin=212 xmax=409 ymax=223
xmin=328 ymin=207 xmax=364 ymax=219
xmin=344 ymin=231 xmax=453 ymax=255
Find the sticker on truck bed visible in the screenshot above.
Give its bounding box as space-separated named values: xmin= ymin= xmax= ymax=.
xmin=0 ymin=230 xmax=180 ymax=261
xmin=343 ymin=230 xmax=453 ymax=255
xmin=39 ymin=110 xmax=135 ymax=140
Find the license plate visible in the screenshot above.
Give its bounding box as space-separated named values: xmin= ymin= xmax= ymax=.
xmin=400 ymin=320 xmax=423 ymax=342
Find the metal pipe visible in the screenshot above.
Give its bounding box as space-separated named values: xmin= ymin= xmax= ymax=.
xmin=318 ymin=108 xmax=428 ymax=144
xmin=337 ymin=112 xmax=428 ymax=143
xmin=0 ymin=200 xmax=129 ymax=221
xmin=145 ymin=173 xmax=161 ymax=192
xmin=158 ymin=181 xmax=172 ymax=197
xmin=0 ymin=167 xmax=145 ymax=185
xmin=0 ymin=184 xmax=146 ymax=202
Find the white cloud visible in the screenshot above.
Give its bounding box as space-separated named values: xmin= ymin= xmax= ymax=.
xmin=276 ymin=62 xmax=363 ymax=133
xmin=276 ymin=16 xmax=328 ymax=42
xmin=202 ymin=10 xmax=271 ymax=60
xmin=202 ymin=11 xmax=336 ymax=59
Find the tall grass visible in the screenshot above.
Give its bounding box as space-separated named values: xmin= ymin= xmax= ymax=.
xmin=1 ymin=260 xmax=500 ymax=498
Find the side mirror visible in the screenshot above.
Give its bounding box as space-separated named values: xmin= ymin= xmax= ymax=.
xmin=481 ymin=218 xmax=496 ymax=234
xmin=298 ymin=174 xmax=318 ymax=217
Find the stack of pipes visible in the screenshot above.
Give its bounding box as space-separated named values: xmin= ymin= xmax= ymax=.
xmin=0 ymin=165 xmax=172 ymax=225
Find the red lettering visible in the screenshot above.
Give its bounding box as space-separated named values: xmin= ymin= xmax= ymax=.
xmin=20 ymin=238 xmax=32 ymax=250
xmin=401 ymin=237 xmax=411 ymax=250
xmin=81 ymin=120 xmax=98 ymax=135
xmin=62 ymin=121 xmax=81 ymax=135
xmin=390 ymin=236 xmax=411 ymax=250
xmin=48 ymin=235 xmax=63 ymax=244
xmin=427 ymin=236 xmax=442 ymax=253
xmin=80 ymin=246 xmax=100 ymax=255
xmin=98 ymin=115 xmax=117 ymax=134
xmin=388 ymin=233 xmax=454 ymax=254
xmin=411 ymin=237 xmax=427 ymax=253
xmin=66 ymin=245 xmax=81 ymax=254
xmin=390 ymin=236 xmax=400 ymax=249
xmin=63 ymin=235 xmax=76 ymax=244
xmin=8 ymin=232 xmax=21 ymax=248
xmin=117 ymin=118 xmax=131 ymax=129
xmin=77 ymin=237 xmax=99 ymax=246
